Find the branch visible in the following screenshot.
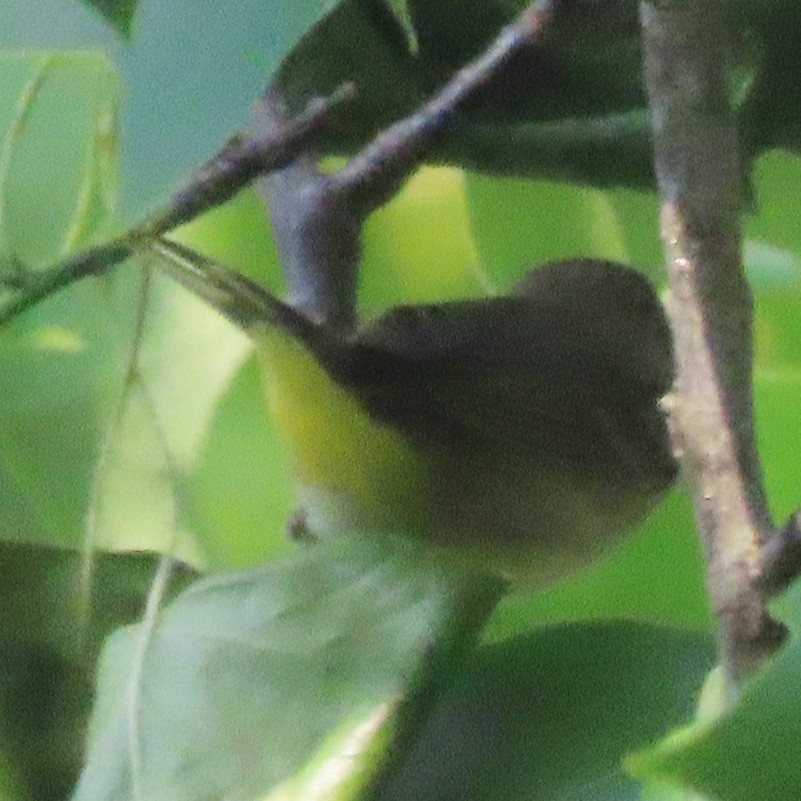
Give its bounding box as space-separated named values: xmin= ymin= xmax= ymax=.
xmin=640 ymin=2 xmax=785 ymax=691
xmin=256 ymin=0 xmax=559 ymax=329
xmin=327 ymin=1 xmax=558 ymax=215
xmin=1 ymin=1 xmax=558 ymax=329
xmin=0 ymin=85 xmax=352 ymax=326
xmin=138 ymin=83 xmax=355 ymax=238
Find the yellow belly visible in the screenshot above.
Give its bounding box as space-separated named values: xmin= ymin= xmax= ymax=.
xmin=256 ymin=330 xmax=432 ymax=537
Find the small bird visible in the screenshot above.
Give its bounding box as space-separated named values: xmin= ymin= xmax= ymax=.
xmin=153 ymin=238 xmax=676 ymax=588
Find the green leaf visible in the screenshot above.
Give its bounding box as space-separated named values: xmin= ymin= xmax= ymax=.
xmin=0 ymin=51 xmax=123 ymax=550
xmin=0 ymin=542 xmax=194 ymax=664
xmin=466 ymin=172 xmax=631 ymax=289
xmin=377 ymin=621 xmax=714 ymax=801
xmin=272 ymin=0 xmax=801 ymax=190
xmin=0 ymin=541 xmax=195 ymax=801
xmin=627 ymin=582 xmax=801 ymax=801
xmin=0 ymin=52 xmax=118 ymax=272
xmin=82 ymin=0 xmax=138 ymax=39
xmin=73 ymin=535 xmax=502 ymax=801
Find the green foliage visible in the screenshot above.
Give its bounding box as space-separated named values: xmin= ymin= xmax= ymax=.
xmin=81 ymin=0 xmax=138 ymax=39
xmin=2 ymin=2 xmax=801 ymax=801
xmin=379 ymin=622 xmax=714 ymax=801
xmin=74 ymin=536 xmax=501 ymax=801
xmin=0 ymin=542 xmax=195 ymax=800
xmin=629 ymin=584 xmax=801 ymax=801
xmin=275 ymin=0 xmax=801 ymax=188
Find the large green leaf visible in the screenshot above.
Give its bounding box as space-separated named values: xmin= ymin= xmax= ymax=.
xmin=272 ymin=0 xmax=801 ymax=190
xmin=378 ymin=621 xmax=715 ymax=801
xmin=0 ymin=52 xmax=122 ymax=549
xmin=73 ymin=536 xmax=502 ymax=801
xmin=628 ymin=583 xmax=801 ymax=801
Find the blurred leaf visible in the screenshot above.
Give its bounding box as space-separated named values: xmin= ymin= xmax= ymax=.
xmin=82 ymin=0 xmax=138 ymax=39
xmin=0 ymin=541 xmax=195 ymax=801
xmin=466 ymin=172 xmax=630 ymax=289
xmin=84 ymin=267 xmax=248 ymax=562
xmin=0 ymin=51 xmax=118 ymax=272
xmin=0 ymin=644 xmax=88 ymax=801
xmin=0 ymin=51 xmax=123 ymax=550
xmin=377 ymin=621 xmax=714 ymax=801
xmin=272 ymin=0 xmax=801 ymax=190
xmin=73 ymin=535 xmax=502 ymax=801
xmin=0 ymin=541 xmax=195 ymax=662
xmin=169 ymin=189 xmax=292 ymax=568
xmin=361 ymin=165 xmax=486 ymax=309
xmin=627 ymin=583 xmax=801 ymax=801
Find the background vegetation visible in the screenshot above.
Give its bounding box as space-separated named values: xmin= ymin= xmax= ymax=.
xmin=2 ymin=1 xmax=801 ymax=799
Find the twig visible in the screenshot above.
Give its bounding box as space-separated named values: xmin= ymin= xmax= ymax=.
xmin=327 ymin=1 xmax=558 ymax=214
xmin=0 ymin=241 xmax=130 ymax=324
xmin=0 ymin=86 xmax=352 ymax=326
xmin=640 ymin=1 xmax=785 ymax=691
xmin=256 ymin=0 xmax=560 ymax=328
xmin=138 ymin=82 xmax=355 ymax=238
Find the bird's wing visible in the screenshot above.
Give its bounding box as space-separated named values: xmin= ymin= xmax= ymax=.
xmin=330 ymin=260 xmax=675 ymax=490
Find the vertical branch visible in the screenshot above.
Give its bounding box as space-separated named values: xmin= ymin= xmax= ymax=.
xmin=253 ymin=91 xmax=362 ymax=331
xmin=640 ymin=2 xmax=784 ymax=690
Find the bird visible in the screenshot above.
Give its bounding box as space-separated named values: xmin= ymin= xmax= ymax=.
xmin=152 ymin=238 xmax=676 ymax=588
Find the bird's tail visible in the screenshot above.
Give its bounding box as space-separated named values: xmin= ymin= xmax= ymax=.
xmin=147 ymin=237 xmax=322 ymax=352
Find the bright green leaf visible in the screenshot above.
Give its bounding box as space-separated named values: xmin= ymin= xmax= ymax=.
xmin=73 ymin=536 xmax=502 ymax=801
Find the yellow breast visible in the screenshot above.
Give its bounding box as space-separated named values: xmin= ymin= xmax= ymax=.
xmin=255 ymin=329 xmax=431 ymax=537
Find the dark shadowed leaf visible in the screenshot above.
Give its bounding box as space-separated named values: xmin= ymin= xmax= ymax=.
xmin=0 ymin=542 xmax=195 ymax=801
xmin=82 ymin=0 xmax=138 ymax=39
xmin=378 ymin=622 xmax=714 ymax=801
xmin=272 ymin=0 xmax=801 ymax=190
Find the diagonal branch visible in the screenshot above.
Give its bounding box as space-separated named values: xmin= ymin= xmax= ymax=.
xmin=640 ymin=1 xmax=785 ymax=692
xmin=0 ymin=84 xmax=353 ymax=326
xmin=256 ymin=0 xmax=560 ymax=329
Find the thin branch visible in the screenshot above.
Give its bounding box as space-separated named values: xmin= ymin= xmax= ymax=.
xmin=640 ymin=1 xmax=785 ymax=690
xmin=257 ymin=0 xmax=560 ymax=328
xmin=0 ymin=85 xmax=352 ymax=327
xmin=138 ymin=82 xmax=355 ymax=238
xmin=0 ymin=241 xmax=131 ymax=324
xmin=328 ymin=1 xmax=559 ymax=215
